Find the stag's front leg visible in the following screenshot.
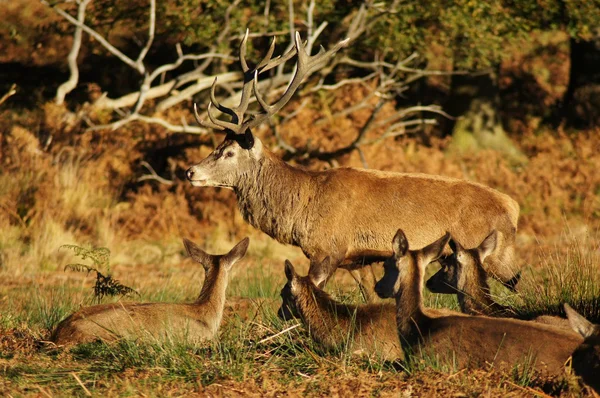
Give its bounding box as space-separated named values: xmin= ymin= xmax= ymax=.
xmin=349 ymin=265 xmax=379 ymax=303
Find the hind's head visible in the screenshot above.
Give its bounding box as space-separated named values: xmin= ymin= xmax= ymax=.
xmin=564 ymin=303 xmax=600 ymax=393
xmin=374 ymin=230 xmax=450 ymax=299
xmin=183 ymin=237 xmax=250 ymax=299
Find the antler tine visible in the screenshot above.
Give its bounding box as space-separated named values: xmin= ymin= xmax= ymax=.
xmin=259 ymin=41 xmax=303 ymax=74
xmin=206 ymin=102 xmax=239 ymax=131
xmin=253 ymin=70 xmax=274 ymax=114
xmin=209 ymin=78 xmax=237 ymax=118
xmin=200 ymin=29 xmax=253 ymax=133
xmin=245 ymin=32 xmax=350 ymax=132
xmin=194 ymin=102 xmax=225 ymax=131
xmin=197 ymin=31 xmax=349 ymax=135
xmin=239 ymin=29 xmax=250 ymax=73
xmin=256 ymin=37 xmax=277 ymax=70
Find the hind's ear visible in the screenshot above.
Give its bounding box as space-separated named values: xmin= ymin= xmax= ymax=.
xmin=449 ymin=238 xmax=457 ymax=253
xmin=183 ymin=238 xmax=213 ymax=268
xmin=284 ymin=260 xmax=297 ymax=281
xmin=478 ymin=230 xmax=497 ymax=262
xmin=223 ymin=237 xmax=250 ymax=268
xmin=421 ymin=232 xmax=451 ymax=264
xmin=565 ymin=303 xmax=597 ymax=339
xmin=308 ymin=257 xmax=333 ymax=286
xmin=392 ymin=229 xmax=409 ymax=258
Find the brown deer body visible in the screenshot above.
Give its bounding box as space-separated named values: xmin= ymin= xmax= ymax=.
xmin=278 ymin=257 xmax=464 ymax=361
xmin=52 ymin=238 xmax=249 ymax=346
xmin=186 ymin=32 xmax=521 ymax=290
xmin=278 ymin=257 xmax=402 ymax=361
xmin=564 ymin=303 xmax=600 ymax=393
xmin=375 ymin=230 xmax=582 ymax=376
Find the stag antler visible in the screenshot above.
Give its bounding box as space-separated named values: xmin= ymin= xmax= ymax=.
xmin=194 ymin=30 xmax=349 ymax=136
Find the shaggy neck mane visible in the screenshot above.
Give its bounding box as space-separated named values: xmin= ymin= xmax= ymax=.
xmin=295 ymin=278 xmax=359 ymax=348
xmin=396 ymin=253 xmax=428 ymax=345
xmin=234 ymin=150 xmax=315 ymax=245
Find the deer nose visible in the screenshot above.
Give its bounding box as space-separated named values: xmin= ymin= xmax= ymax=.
xmin=186 ymin=168 xmax=195 ymax=180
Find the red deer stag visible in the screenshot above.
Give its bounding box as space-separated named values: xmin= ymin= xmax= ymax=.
xmin=186 ymin=31 xmax=521 ymax=295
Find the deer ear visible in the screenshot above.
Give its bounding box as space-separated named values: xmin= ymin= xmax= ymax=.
xmin=564 ymin=303 xmax=597 ymax=339
xmin=449 ymin=238 xmax=458 ymax=253
xmin=183 ymin=238 xmax=213 ymax=268
xmin=242 ymin=129 xmax=255 ymax=149
xmin=284 ymin=260 xmax=297 ymax=281
xmin=478 ymin=230 xmax=497 ymax=262
xmin=392 ymin=229 xmax=409 ymax=258
xmin=223 ymin=237 xmax=249 ymax=268
xmin=421 ymin=232 xmax=451 ymax=264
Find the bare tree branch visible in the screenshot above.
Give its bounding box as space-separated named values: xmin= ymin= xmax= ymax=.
xmin=135 ymin=0 xmax=155 ymax=67
xmin=373 ymin=105 xmax=454 ymax=130
xmin=156 ymin=71 xmax=240 ymax=112
xmin=137 ymin=161 xmax=174 ymax=185
xmin=56 ymin=0 xmax=91 ymax=105
xmin=44 ymin=1 xmax=143 ymax=73
xmin=92 ymin=57 xmax=236 ymax=111
xmin=359 ymin=119 xmax=438 ymax=146
xmin=0 ymin=84 xmax=17 ymax=107
xmin=87 ymin=113 xmax=207 ymax=134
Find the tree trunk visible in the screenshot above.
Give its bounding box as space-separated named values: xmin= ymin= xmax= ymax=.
xmin=563 ymin=35 xmax=600 ymax=128
xmin=445 ymin=66 xmax=527 ymax=165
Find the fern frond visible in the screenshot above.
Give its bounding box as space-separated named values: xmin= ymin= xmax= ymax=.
xmin=64 ymin=263 xmax=98 ymax=274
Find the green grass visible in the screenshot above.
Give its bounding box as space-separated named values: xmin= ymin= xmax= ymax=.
xmin=228 ymin=262 xmax=282 ymax=299
xmin=499 ymin=229 xmax=600 ymax=322
xmin=1 ymin=232 xmax=599 ymax=396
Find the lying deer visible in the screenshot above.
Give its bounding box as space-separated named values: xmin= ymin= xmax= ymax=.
xmin=564 ymin=303 xmax=600 ymax=393
xmin=426 ymin=231 xmax=572 ymax=329
xmin=186 ymin=31 xmax=521 ymax=295
xmin=278 ymin=257 xmax=402 ymax=361
xmin=278 ymin=257 xmax=467 ymax=361
xmin=52 ymin=237 xmax=249 ymax=346
xmin=375 ymin=229 xmax=582 ymax=376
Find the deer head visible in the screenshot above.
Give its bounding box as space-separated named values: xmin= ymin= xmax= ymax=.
xmin=564 ymin=303 xmax=600 ymax=392
xmin=374 ymin=230 xmax=450 ymax=299
xmin=186 ymin=31 xmax=349 ymax=189
xmin=277 ymin=257 xmax=334 ymax=320
xmin=426 ymin=230 xmax=497 ymax=294
xmin=183 ymin=237 xmax=250 ymax=300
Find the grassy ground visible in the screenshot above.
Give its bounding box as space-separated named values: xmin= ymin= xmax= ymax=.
xmin=2 ymin=125 xmax=600 ymax=396
xmin=2 ymin=6 xmax=600 ymax=394
xmin=1 ymin=226 xmax=599 ymax=396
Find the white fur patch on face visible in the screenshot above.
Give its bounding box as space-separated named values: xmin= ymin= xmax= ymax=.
xmin=190 ymin=179 xmax=208 ymax=187
xmin=290 ymin=279 xmax=300 ymax=295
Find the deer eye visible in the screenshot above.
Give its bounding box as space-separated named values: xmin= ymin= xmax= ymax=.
xmin=225 ymin=151 xmax=234 ymax=158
